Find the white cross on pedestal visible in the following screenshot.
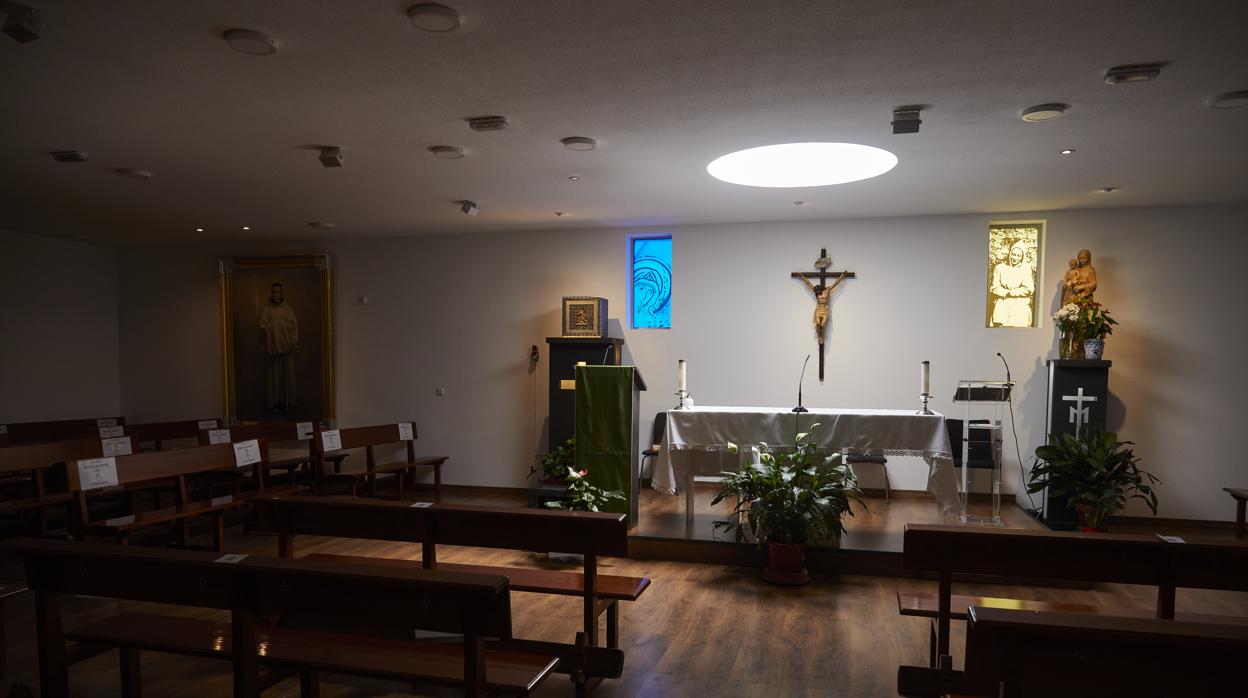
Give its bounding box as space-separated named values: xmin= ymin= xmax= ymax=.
xmin=1062 ymin=387 xmax=1099 ymax=433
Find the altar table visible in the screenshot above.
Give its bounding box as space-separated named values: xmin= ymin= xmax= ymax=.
xmin=652 ymin=406 xmax=958 ymax=511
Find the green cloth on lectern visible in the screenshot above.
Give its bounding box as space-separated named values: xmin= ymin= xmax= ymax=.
xmin=574 ymin=366 xmax=632 ymax=516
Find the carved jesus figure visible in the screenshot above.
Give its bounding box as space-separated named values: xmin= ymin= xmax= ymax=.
xmin=799 ymin=272 xmax=849 ymax=346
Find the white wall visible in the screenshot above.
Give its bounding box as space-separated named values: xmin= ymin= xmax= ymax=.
xmin=114 ymin=204 xmax=1248 ymax=521
xmin=0 ymin=229 xmax=121 ymax=422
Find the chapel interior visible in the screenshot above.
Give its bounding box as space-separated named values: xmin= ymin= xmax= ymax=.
xmin=1 ymin=1 xmax=1246 ymax=697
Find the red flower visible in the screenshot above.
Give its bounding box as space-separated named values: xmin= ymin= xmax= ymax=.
xmin=578 ymin=469 xmax=588 ymax=477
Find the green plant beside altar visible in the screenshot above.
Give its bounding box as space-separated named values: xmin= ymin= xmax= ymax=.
xmin=1025 ymin=428 xmax=1158 ymax=531
xmin=530 ymin=436 xmax=575 ymax=485
xmin=710 ymin=424 xmax=861 ymax=584
xmin=544 ymin=467 xmax=626 ymax=513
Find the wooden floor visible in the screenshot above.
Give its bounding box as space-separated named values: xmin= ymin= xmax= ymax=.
xmin=1 ymin=492 xmax=1245 ymax=696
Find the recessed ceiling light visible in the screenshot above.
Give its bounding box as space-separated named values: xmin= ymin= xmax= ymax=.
xmin=407 ymin=4 xmax=462 ymax=33
xmin=1104 ymin=63 xmax=1163 ymax=85
xmin=568 ymin=176 xmax=581 ymax=181
xmin=1021 ymin=104 xmax=1068 ymax=122
xmin=562 ymin=137 xmax=597 ymax=152
xmin=1059 ymin=148 xmax=1076 ymax=155
xmin=195 ymin=227 xmax=204 ymax=232
xmin=114 ymin=168 xmax=153 ymax=179
xmin=1208 ymin=90 xmax=1248 ymax=110
xmin=308 ymin=221 xmax=336 ymax=230
xmin=706 ymin=142 xmax=898 ymax=188
xmin=222 ymin=28 xmax=278 ymax=56
xmin=1098 ymin=187 xmax=1117 ymax=193
xmin=428 ymin=145 xmax=465 ymax=159
xmin=242 ymin=226 xmax=251 ymax=231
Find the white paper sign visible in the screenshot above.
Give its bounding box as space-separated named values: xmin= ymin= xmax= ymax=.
xmin=233 ymin=439 xmax=261 ymax=468
xmin=198 ymin=419 xmax=219 ymax=430
xmin=215 ymin=554 xmax=248 ymax=564
xmin=105 ymin=514 xmax=136 ymax=526
xmin=211 ymin=495 xmax=234 ymax=507
xmin=77 ymin=457 xmax=120 ymax=491
xmin=321 ymin=429 xmax=342 ymax=452
xmin=96 ymin=418 xmax=118 ymax=428
xmin=99 ymin=425 xmax=125 ymax=438
xmin=410 ymin=501 xmax=433 ymax=508
xmin=398 ymin=422 xmax=414 ymax=441
xmin=101 ymin=436 xmax=133 ymax=457
xmin=0 ymin=425 xmax=8 ymax=434
xmin=207 ymin=429 xmax=232 ymax=445
xmin=296 ymin=421 xmax=315 ymax=440
xmin=1157 ymin=535 xmax=1186 ymax=544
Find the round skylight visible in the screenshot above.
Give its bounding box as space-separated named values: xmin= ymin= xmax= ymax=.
xmin=706 ymin=142 xmax=898 ymax=188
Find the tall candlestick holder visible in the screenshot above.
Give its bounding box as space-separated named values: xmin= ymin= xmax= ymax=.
xmin=674 ymin=390 xmax=692 ymax=410
xmin=917 ymin=393 xmax=934 ymax=415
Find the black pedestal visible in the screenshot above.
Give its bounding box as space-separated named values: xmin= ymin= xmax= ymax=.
xmin=545 ymin=337 xmax=623 ymax=449
xmin=1042 ymin=359 xmax=1112 ymax=530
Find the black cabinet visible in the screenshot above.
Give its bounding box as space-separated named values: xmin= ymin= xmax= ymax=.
xmin=545 ymin=337 xmax=622 ymax=449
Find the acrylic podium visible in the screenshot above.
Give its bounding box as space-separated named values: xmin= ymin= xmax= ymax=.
xmin=952 ymin=380 xmax=1012 ymax=526
xmin=574 ymin=365 xmax=646 ymax=527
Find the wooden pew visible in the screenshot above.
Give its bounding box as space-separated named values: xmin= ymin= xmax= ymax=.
xmin=0 ymin=437 xmax=137 ymax=534
xmin=313 ymin=423 xmax=448 ymax=499
xmin=896 ymin=524 xmax=1248 ymax=697
xmin=960 ymin=606 xmax=1247 ymax=697
xmin=1225 ymin=487 xmax=1248 ymax=538
xmin=128 ymin=417 xmax=223 ymax=450
xmin=66 ymin=442 xmax=263 ymax=551
xmin=0 ymin=416 xmax=125 ymax=445
xmin=198 ymin=421 xmax=349 ymax=491
xmin=253 ymin=495 xmax=643 ymax=689
xmin=7 ymin=537 xmax=558 ymax=697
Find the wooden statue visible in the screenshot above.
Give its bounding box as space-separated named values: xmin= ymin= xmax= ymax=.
xmin=792 ymin=249 xmax=855 ymax=381
xmin=1064 ymin=249 xmax=1098 ymax=304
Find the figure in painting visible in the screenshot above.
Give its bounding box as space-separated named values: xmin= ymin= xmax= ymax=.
xmin=990 ymin=242 xmax=1035 ymax=327
xmin=1066 ymin=248 xmax=1098 ymax=303
xmin=259 ymin=282 xmax=298 ymax=412
xmin=799 ymin=271 xmax=849 ymax=347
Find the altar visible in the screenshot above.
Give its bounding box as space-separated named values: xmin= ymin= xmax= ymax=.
xmin=651 ymin=406 xmax=958 ymax=510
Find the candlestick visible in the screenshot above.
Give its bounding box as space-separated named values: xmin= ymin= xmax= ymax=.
xmin=677 ymin=359 xmax=687 ymax=393
xmin=921 ymin=360 xmax=930 ymax=395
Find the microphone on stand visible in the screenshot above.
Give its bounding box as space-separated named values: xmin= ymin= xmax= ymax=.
xmin=996 ymin=352 xmax=1012 ymax=384
xmin=792 ymin=354 xmax=811 ymax=413
xmin=601 ymin=344 xmax=613 ymax=365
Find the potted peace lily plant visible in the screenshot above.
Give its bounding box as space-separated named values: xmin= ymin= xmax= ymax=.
xmin=711 ymin=425 xmax=861 ymax=585
xmin=1026 ymin=428 xmax=1158 ymax=532
xmin=544 ymin=466 xmax=626 ymax=513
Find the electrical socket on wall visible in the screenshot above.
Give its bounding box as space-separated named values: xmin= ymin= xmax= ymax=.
xmin=435 ymin=387 xmax=446 ymax=397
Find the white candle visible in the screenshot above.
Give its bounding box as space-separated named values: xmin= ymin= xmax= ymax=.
xmin=921 ymin=360 xmax=930 ymax=395
xmin=677 ymin=359 xmax=687 ymax=393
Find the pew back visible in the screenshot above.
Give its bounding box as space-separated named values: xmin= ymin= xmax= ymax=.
xmin=0 ymin=417 xmax=126 ymax=445
xmin=129 ymin=418 xmax=222 ymax=449
xmin=66 ymin=442 xmax=266 ymax=492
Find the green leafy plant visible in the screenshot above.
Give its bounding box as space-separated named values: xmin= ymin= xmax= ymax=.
xmin=710 ymin=424 xmax=861 ymax=546
xmin=1079 ymin=301 xmax=1118 ymax=340
xmin=545 ymin=467 xmax=626 ymax=512
xmin=1026 ymin=428 xmax=1158 ymax=530
xmin=530 ymin=437 xmax=575 ymax=483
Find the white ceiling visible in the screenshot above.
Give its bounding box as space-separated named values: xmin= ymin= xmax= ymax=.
xmin=1 ymin=0 xmax=1246 ymax=244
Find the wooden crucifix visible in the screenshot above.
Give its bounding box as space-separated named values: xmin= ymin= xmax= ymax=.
xmin=791 ymin=248 xmax=856 ymax=381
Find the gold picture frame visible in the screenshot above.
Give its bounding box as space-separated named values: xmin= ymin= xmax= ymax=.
xmin=562 ymin=296 xmax=607 ymax=337
xmin=219 ymin=254 xmax=335 ymax=423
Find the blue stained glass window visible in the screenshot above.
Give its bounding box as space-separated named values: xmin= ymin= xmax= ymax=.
xmin=631 ymin=236 xmax=672 ymax=329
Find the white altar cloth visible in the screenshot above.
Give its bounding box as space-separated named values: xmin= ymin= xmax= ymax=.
xmin=652 ymin=406 xmax=958 ymax=510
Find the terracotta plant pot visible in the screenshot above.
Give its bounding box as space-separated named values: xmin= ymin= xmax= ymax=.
xmin=761 ymin=542 xmax=811 ymax=585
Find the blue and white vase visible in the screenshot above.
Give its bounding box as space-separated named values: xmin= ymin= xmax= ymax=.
xmin=1083 ymin=338 xmax=1105 ymax=360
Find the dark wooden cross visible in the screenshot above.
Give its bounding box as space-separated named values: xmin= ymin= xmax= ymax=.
xmin=791 ymin=248 xmax=856 ymax=381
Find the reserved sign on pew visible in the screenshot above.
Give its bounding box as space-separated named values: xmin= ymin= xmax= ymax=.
xmin=77 ymin=457 xmax=120 ymax=491
xmin=99 ymin=425 xmax=125 ymax=438
xmin=0 ymin=425 xmax=7 ymax=434
xmin=96 ymin=418 xmax=118 ymax=428
xmin=208 ymin=429 xmax=232 ymax=445
xmin=198 ymin=419 xmax=219 ymax=430
xmin=233 ymin=439 xmax=261 ymax=467
xmin=297 ymin=421 xmax=315 ymax=439
xmin=398 ymin=422 xmax=414 ymax=440
xmin=321 ymin=429 xmax=342 ymax=451
xmin=101 ymin=436 xmax=133 ymax=457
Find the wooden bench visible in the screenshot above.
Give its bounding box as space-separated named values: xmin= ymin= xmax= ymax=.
xmin=67 ymin=442 xmax=264 ymax=551
xmin=7 ymin=537 xmax=558 ymax=697
xmin=198 ymin=421 xmax=349 ymax=492
xmin=0 ymin=437 xmax=136 ymax=534
xmin=313 ymin=422 xmax=448 ymax=499
xmin=959 ymin=606 xmax=1247 ymax=697
xmin=1225 ymin=487 xmax=1248 ymax=538
xmin=896 ymin=524 xmax=1248 ymax=697
xmin=128 ymin=417 xmax=223 ymax=450
xmin=0 ymin=416 xmax=126 ymax=445
xmin=253 ymin=495 xmax=644 ymax=691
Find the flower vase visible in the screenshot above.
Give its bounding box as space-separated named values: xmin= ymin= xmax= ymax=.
xmin=1083 ymin=337 xmax=1105 ymax=360
xmin=1060 ymin=331 xmax=1084 ymax=360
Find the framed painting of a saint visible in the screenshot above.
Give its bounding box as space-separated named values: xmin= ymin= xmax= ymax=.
xmin=985 ymin=221 xmax=1044 ymax=328
xmin=219 ymin=254 xmax=335 ymax=423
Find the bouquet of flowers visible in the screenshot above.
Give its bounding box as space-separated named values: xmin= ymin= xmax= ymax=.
xmin=1053 ymin=303 xmax=1082 ymax=333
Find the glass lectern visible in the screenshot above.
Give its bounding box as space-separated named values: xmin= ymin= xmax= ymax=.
xmin=952 ymin=380 xmax=1012 ymax=526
